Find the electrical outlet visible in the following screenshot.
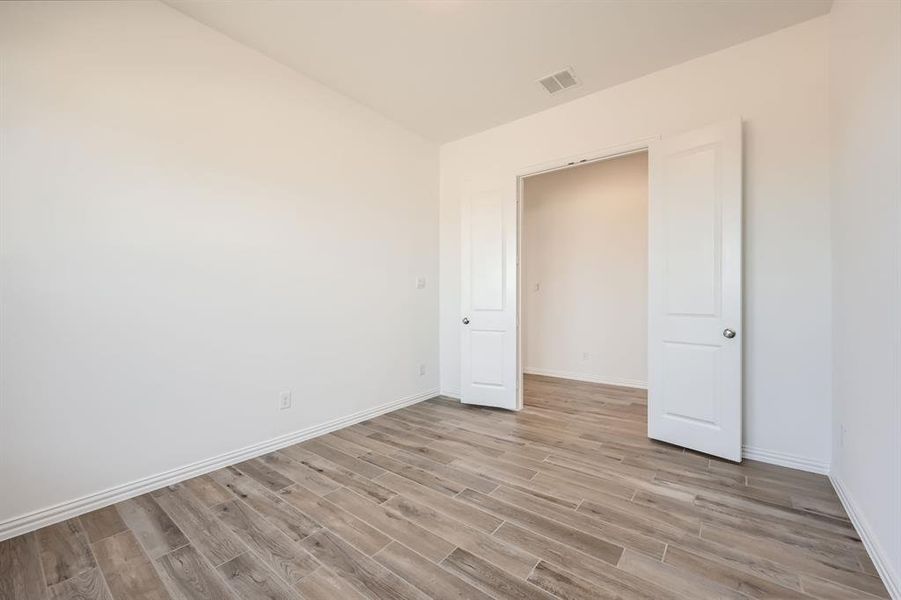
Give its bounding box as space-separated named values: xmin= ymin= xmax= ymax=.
xmin=279 ymin=391 xmax=292 ymax=410
xmin=419 ymin=363 xmax=426 ymax=376
xmin=582 ymin=352 xmax=590 ymax=361
xmin=416 ymin=277 xmax=426 ymax=289
xmin=533 ymin=282 xmax=540 ymax=292
xmin=840 ymin=424 xmax=846 ymax=448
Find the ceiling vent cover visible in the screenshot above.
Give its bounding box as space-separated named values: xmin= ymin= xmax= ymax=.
xmin=538 ymin=68 xmax=580 ymax=94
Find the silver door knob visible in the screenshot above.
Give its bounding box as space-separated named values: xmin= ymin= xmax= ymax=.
xmin=462 ymin=317 xmax=470 ymax=325
xmin=723 ymin=328 xmax=736 ymax=339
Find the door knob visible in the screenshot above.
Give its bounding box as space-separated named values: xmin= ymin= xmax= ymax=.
xmin=462 ymin=317 xmax=470 ymax=325
xmin=723 ymin=328 xmax=736 ymax=339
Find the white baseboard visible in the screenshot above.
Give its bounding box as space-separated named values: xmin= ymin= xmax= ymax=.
xmin=523 ymin=367 xmax=647 ymax=390
xmin=440 ymin=387 xmax=461 ymax=399
xmin=0 ymin=388 xmax=438 ymax=543
xmin=740 ymin=445 xmax=830 ymax=475
xmin=830 ymin=474 xmax=900 ymax=599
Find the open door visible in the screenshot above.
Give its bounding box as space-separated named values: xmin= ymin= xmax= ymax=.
xmin=460 ymin=176 xmax=519 ymax=410
xmin=648 ymin=120 xmax=743 ymax=461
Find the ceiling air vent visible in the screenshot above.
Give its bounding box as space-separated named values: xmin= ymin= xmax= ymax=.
xmin=538 ymin=68 xmax=580 ymax=95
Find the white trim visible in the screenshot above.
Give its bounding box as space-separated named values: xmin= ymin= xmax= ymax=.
xmin=516 ymin=136 xmax=657 ymax=179
xmin=830 ymin=474 xmax=900 ymax=600
xmin=523 ymin=367 xmax=647 ymax=390
xmin=0 ymin=388 xmax=438 ymax=543
xmin=740 ymin=445 xmax=830 ymax=475
xmin=440 ymin=388 xmax=461 ymax=399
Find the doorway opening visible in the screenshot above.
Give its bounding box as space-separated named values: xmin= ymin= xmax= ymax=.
xmin=461 ymin=121 xmax=741 ymax=460
xmin=520 ymin=151 xmax=650 ymax=411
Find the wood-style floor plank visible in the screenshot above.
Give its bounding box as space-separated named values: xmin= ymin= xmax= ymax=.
xmin=331 ymin=427 xmax=407 ymax=457
xmin=115 ymin=495 xmax=189 ymax=560
xmin=3 ymin=374 xmax=889 ymax=599
xmin=275 ymin=485 xmax=391 ymax=556
xmin=208 ymin=466 xmax=321 ymax=543
xmin=375 ymin=471 xmax=503 ymax=533
xmin=300 ymin=530 xmax=428 ymax=600
xmin=37 ymin=519 xmax=96 ymax=586
xmin=373 ymin=541 xmax=494 ymax=600
xmin=213 ymin=500 xmax=318 ymax=585
xmin=255 ymin=452 xmax=341 ymax=497
xmin=294 ymin=566 xmax=367 ymax=600
xmin=155 ymin=544 xmax=237 ymax=600
xmin=383 ymin=493 xmax=539 ymax=579
xmin=493 ymin=522 xmax=680 ymax=600
xmin=79 ymin=507 xmax=128 ymax=544
xmin=361 ymin=452 xmax=465 ymax=496
xmin=799 ymin=574 xmax=889 ymax=600
xmin=527 ymin=560 xmax=616 ymax=600
xmin=298 ymin=438 xmax=386 ymax=480
xmin=233 ymin=458 xmax=295 ymax=493
xmin=441 ymin=547 xmax=555 ymax=600
xmin=216 ymin=552 xmax=297 ymax=600
xmin=153 ymin=486 xmax=245 ymax=567
xmin=389 ymin=450 xmax=499 ymax=494
xmin=619 ymin=548 xmax=755 ymax=600
xmin=323 ymin=487 xmax=455 ymax=563
xmin=47 ymin=568 xmax=111 ymax=600
xmin=181 ymin=476 xmax=233 ymax=509
xmin=460 ymin=488 xmax=649 ymax=561
xmin=277 ymin=447 xmax=396 ymax=504
xmin=92 ymin=531 xmax=171 ymax=600
xmin=700 ymin=522 xmax=888 ymax=597
xmin=661 ymin=545 xmax=812 ymax=599
xmin=0 ymin=533 xmax=49 ymax=600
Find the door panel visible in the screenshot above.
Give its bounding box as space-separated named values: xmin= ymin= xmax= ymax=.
xmin=470 ymin=191 xmax=505 ymax=310
xmin=662 ymin=341 xmax=719 ymax=425
xmin=662 ymin=145 xmax=721 ymax=316
xmin=649 ymin=120 xmax=742 ymax=461
xmin=461 ymin=178 xmax=518 ymax=410
xmin=470 ymin=330 xmax=506 ymax=385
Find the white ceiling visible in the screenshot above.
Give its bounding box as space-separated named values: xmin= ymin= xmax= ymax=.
xmin=164 ymin=0 xmax=831 ymax=142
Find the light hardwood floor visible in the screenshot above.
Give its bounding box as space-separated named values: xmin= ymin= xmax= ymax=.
xmin=0 ymin=375 xmax=889 ymax=599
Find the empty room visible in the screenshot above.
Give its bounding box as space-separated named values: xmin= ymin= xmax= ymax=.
xmin=1 ymin=1 xmax=899 ymax=599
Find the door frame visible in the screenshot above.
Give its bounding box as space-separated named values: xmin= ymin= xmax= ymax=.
xmin=513 ymin=136 xmax=659 ymax=409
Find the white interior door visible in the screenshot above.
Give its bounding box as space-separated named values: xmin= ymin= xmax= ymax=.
xmin=648 ymin=120 xmax=743 ymax=461
xmin=460 ymin=176 xmax=519 ymax=410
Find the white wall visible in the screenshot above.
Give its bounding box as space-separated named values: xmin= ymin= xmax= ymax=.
xmin=522 ymin=153 xmax=648 ymax=388
xmin=829 ymin=1 xmax=901 ymax=595
xmin=440 ymin=17 xmax=832 ymax=471
xmin=0 ymin=1 xmax=438 ymax=530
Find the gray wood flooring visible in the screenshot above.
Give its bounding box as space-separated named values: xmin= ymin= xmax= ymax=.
xmin=0 ymin=375 xmax=889 ymax=599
